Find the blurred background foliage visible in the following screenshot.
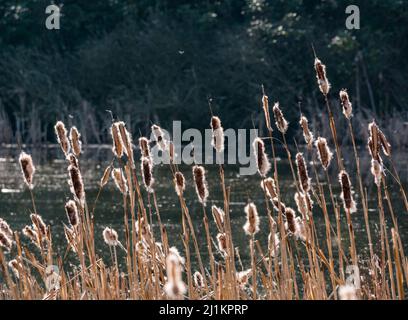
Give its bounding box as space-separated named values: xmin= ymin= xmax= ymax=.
xmin=0 ymin=0 xmax=407 ymax=146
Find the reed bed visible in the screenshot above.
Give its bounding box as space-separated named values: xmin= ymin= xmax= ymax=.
xmin=0 ymin=56 xmax=407 ymax=300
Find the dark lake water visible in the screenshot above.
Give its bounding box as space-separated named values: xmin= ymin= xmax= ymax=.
xmin=1 ymin=145 xmax=407 ymax=272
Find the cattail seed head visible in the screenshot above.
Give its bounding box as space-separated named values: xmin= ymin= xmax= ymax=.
xmin=252 ymin=137 xmax=271 ymax=177
xmin=339 ymin=89 xmax=353 ymax=119
xmin=164 ymin=252 xmax=187 ymax=299
xmin=299 ymin=116 xmax=314 ymax=148
xmin=111 ymin=122 xmax=124 ymax=158
xmin=339 ymin=170 xmax=357 ymax=213
xmin=141 ymin=156 xmax=154 ymax=193
xmin=273 ymin=102 xmax=289 ymax=134
xmin=315 ymin=137 xmax=333 ymax=170
xmin=8 ymin=259 xmax=22 ymax=278
xmin=216 ymin=233 xmax=228 ymax=255
xmin=268 ymin=232 xmax=280 ymax=257
xmin=193 ymin=271 xmax=204 ymax=289
xmin=296 ymin=152 xmax=311 ymax=193
xmin=260 ymin=177 xmax=277 ymax=199
xmin=117 ymin=121 xmax=135 ymax=166
xmin=139 ymin=137 xmax=151 ymax=158
xmin=152 ymin=124 xmax=168 ymax=151
xmin=64 ymin=226 xmax=77 ymax=253
xmin=22 ymin=225 xmax=38 ymax=245
xmin=192 ymin=165 xmax=209 ymax=205
xmin=285 ymin=207 xmax=296 ymax=234
xmin=271 ymin=197 xmax=286 ymax=214
xmin=371 ymin=159 xmax=384 ymax=187
xmin=262 ymin=94 xmax=272 ymax=131
xmin=295 ymin=192 xmax=313 ymax=217
xmin=243 ymin=203 xmax=260 ymax=236
xmin=54 ymin=121 xmax=70 ymax=155
xmin=314 ymin=57 xmax=330 ymax=95
xmin=69 ymin=126 xmax=82 ymax=156
xmin=294 ymin=216 xmax=306 ymax=241
xmin=211 ymin=205 xmax=225 ymax=232
xmin=30 ymin=214 xmax=47 ymax=237
xmin=100 ymin=165 xmax=112 ymax=187
xmin=174 ymin=172 xmax=185 ymax=196
xmin=378 ymin=128 xmax=391 ymax=157
xmin=210 ymin=116 xmax=225 ymax=153
xmin=66 ymin=153 xmax=79 ymax=168
xmin=0 ymin=218 xmax=13 ymax=239
xmin=237 ymin=269 xmax=252 ymax=288
xmin=102 ymin=227 xmax=119 ymax=246
xmin=68 ymin=165 xmax=85 ymax=203
xmin=65 ymin=200 xmax=79 ymax=227
xmin=111 ymin=168 xmax=128 ymax=194
xmin=0 ymin=231 xmax=12 ymax=251
xmin=19 ymin=152 xmax=35 ymax=189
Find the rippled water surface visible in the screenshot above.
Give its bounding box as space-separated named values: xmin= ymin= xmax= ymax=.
xmin=1 ymin=146 xmax=407 ymax=269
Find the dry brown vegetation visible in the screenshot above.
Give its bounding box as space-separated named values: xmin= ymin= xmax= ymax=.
xmin=0 ymin=56 xmax=407 ymax=300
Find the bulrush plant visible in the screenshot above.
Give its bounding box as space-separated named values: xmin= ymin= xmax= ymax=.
xmin=1 ymin=56 xmax=408 ymax=301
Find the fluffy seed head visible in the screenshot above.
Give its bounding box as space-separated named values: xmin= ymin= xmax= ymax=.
xmin=243 ymin=203 xmax=260 ymax=236
xmin=314 ymin=57 xmax=330 ymax=95
xmin=216 ymin=233 xmax=228 ymax=255
xmin=299 ymin=116 xmax=314 ymax=148
xmin=271 ymin=197 xmax=286 ymax=214
xmin=141 ymin=156 xmax=154 ymax=193
xmin=253 ymin=137 xmax=271 ymax=177
xmin=296 ymin=152 xmax=311 ymax=193
xmin=19 ymin=152 xmax=35 ymax=189
xmin=0 ymin=231 xmax=12 ymax=251
xmin=210 ymin=116 xmax=224 ymax=153
xmin=295 ymin=192 xmax=313 ymax=217
xmin=111 ymin=168 xmax=128 ymax=194
xmin=68 ymin=165 xmax=85 ymax=203
xmin=22 ymin=225 xmax=38 ymax=245
xmin=260 ymin=177 xmax=277 ymax=199
xmin=110 ymin=122 xmax=124 ymax=158
xmin=66 ymin=153 xmax=79 ymax=168
xmin=378 ymin=128 xmax=391 ymax=157
xmin=273 ymin=102 xmax=289 ymax=134
xmin=54 ymin=121 xmax=70 ymax=155
xmin=315 ymin=137 xmax=333 ymax=170
xmin=117 ymin=122 xmax=135 ymax=166
xmin=236 ymin=269 xmax=252 ymax=288
xmin=268 ymin=232 xmax=280 ymax=257
xmin=285 ymin=207 xmax=296 ymax=234
xmin=0 ymin=219 xmax=13 ymax=239
xmin=30 ymin=214 xmax=47 ymax=237
xmin=339 ymin=170 xmax=357 ymax=213
xmin=174 ymin=172 xmax=185 ymax=196
xmin=262 ymin=94 xmax=272 ymax=131
xmin=164 ymin=252 xmax=186 ymax=299
xmin=8 ymin=259 xmax=22 ymax=278
xmin=371 ymin=159 xmax=384 ymax=186
xmin=192 ymin=166 xmax=209 ymax=205
xmin=65 ymin=200 xmax=79 ymax=227
xmin=193 ymin=271 xmax=204 ymax=288
xmin=103 ymin=227 xmax=119 ymax=246
xmin=138 ymin=137 xmax=151 ymax=158
xmin=100 ymin=165 xmax=112 ymax=187
xmin=339 ymin=89 xmax=353 ymax=119
xmin=211 ymin=205 xmax=225 ymax=232
xmin=151 ymin=124 xmax=167 ymax=151
xmin=69 ymin=126 xmax=82 ymax=156
xmin=294 ymin=216 xmax=306 ymax=241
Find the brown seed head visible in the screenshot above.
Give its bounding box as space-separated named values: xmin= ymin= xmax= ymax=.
xmin=314 ymin=58 xmax=330 ymax=95
xmin=339 ymin=89 xmax=353 ymax=119
xmin=273 ymin=102 xmax=289 ymax=134
xmin=69 ymin=126 xmax=82 ymax=156
xmin=19 ymin=152 xmax=35 ymax=189
xmin=55 ymin=121 xmax=70 ymax=155
xmin=296 ymin=152 xmax=311 ymax=193
xmin=193 ymin=165 xmax=209 ymax=205
xmin=253 ymin=137 xmax=271 ymax=177
xmin=243 ymin=202 xmax=260 ymax=236
xmin=315 ymin=137 xmax=333 ymax=170
xmin=65 ymin=200 xmax=79 ymax=227
xmin=339 ymin=170 xmax=357 ymax=213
